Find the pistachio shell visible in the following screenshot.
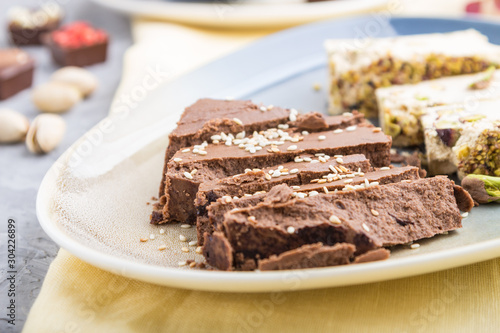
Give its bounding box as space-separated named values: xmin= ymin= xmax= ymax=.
xmin=51 ymin=66 xmax=98 ymax=97
xmin=32 ymin=82 xmax=82 ymax=113
xmin=26 ymin=114 xmax=66 ymax=154
xmin=0 ymin=109 xmax=30 ymax=143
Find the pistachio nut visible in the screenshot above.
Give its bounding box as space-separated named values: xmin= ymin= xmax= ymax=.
xmin=32 ymin=82 xmax=82 ymax=113
xmin=26 ymin=114 xmax=66 ymax=154
xmin=51 ymin=66 xmax=98 ymax=97
xmin=0 ymin=109 xmax=30 ymax=143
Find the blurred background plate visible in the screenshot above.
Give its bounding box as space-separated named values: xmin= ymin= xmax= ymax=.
xmin=90 ymin=0 xmax=390 ymax=28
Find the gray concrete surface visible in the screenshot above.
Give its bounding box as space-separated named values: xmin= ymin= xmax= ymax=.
xmin=0 ymin=1 xmax=132 ymax=331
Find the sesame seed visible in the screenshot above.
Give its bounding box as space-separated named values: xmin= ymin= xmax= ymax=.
xmin=236 ymin=131 xmax=246 ymax=139
xmin=329 ymin=215 xmax=341 ymax=224
xmin=191 ymin=169 xmax=198 ymax=175
xmin=198 ymin=150 xmax=208 ymax=156
xmin=318 ymin=135 xmax=326 ymax=141
xmin=267 ymin=105 xmax=274 ymax=110
xmin=346 ymin=174 xmax=355 ymax=178
xmin=313 ymin=83 xmax=322 ymax=91
xmin=344 ymin=179 xmax=353 ymax=184
xmin=318 ymin=179 xmax=327 ymax=184
xmin=333 ymin=129 xmax=343 ymax=134
xmin=174 ymin=158 xmax=182 ymax=162
xmin=362 ymin=223 xmax=370 ymax=232
xmin=329 ymin=165 xmax=338 ymax=174
xmin=410 ymin=243 xmax=420 ymax=249
xmin=380 ymin=167 xmax=391 ymax=171
xmin=182 ymin=148 xmax=190 ymax=153
xmin=248 ymin=216 xmax=257 ymax=223
xmin=371 ymin=209 xmax=379 ymax=216
xmin=158 ymin=245 xmax=167 ymax=251
xmin=189 ymin=240 xmax=198 ymax=246
xmin=365 ymin=178 xmax=370 ymax=187
xmin=289 ymin=114 xmax=297 ymax=122
xmin=290 ymin=168 xmax=299 ymax=174
xmin=287 ymin=145 xmax=298 ymax=151
xmin=370 ymin=182 xmax=379 ymax=187
xmin=303 ymin=157 xmax=312 ymax=162
xmin=295 ymin=157 xmax=304 ymax=163
xmin=310 ymin=160 xmax=320 ymax=164
xmin=179 ymin=235 xmax=187 ymax=242
xmin=342 ymin=112 xmax=353 ymax=117
xmin=159 ymin=228 xmax=165 ymax=234
xmin=296 ymin=193 xmax=306 ymax=199
xmin=323 ymin=186 xmax=329 ymax=194
xmin=178 ymin=261 xmax=187 ymax=267
xmin=291 ymin=186 xmax=301 ymax=190
xmin=150 ymin=234 xmax=155 ymax=240
xmin=287 ymin=226 xmax=295 ymax=233
xmin=346 ymin=126 xmax=357 ymax=131
xmin=271 ymin=147 xmax=280 ymax=153
xmin=189 ymin=262 xmax=197 ymax=268
xmin=184 ymin=172 xmax=193 ymax=179
xmin=265 ymin=173 xmax=272 ymax=180
xmin=336 ymin=157 xmax=344 ymax=164
xmin=461 ymin=212 xmax=469 ymax=218
xmin=310 ymin=179 xmax=319 ymax=183
xmin=196 ymin=246 xmax=203 ymax=254
xmin=140 ymin=238 xmax=148 ymax=242
xmin=272 ymin=170 xmax=281 ymax=178
xmin=181 ymin=247 xmax=189 ymax=253
xmin=233 ymin=118 xmax=243 ymax=125
xmin=372 ymin=127 xmax=382 ymax=133
xmin=302 ymin=131 xmax=309 ymax=135
xmin=309 ymin=191 xmax=319 ymax=196
xmin=260 ymin=106 xmax=267 ymax=112
xmin=180 ymin=224 xmax=191 ymax=229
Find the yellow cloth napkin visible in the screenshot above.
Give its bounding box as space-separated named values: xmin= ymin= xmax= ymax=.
xmin=25 ymin=7 xmax=500 ymax=333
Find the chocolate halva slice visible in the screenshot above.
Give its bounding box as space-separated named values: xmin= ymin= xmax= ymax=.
xmin=203 ymin=177 xmax=473 ymax=271
xmin=154 ymin=125 xmax=391 ymax=225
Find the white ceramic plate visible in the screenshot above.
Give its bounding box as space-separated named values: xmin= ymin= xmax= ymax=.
xmin=90 ymin=0 xmax=389 ymax=28
xmin=37 ymin=17 xmax=500 ymax=292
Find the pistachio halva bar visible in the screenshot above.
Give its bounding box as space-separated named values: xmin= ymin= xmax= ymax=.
xmin=421 ymin=99 xmax=500 ymax=177
xmin=198 ymin=166 xmax=420 ymax=245
xmin=325 ymin=29 xmax=500 ymax=118
xmin=203 ymin=177 xmax=474 ymax=271
xmin=154 ymin=125 xmax=391 ymax=225
xmin=376 ymin=68 xmax=500 ymax=147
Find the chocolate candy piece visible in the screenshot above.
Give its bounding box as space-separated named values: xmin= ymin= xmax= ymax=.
xmin=0 ymin=49 xmax=35 ymax=100
xmin=45 ymin=21 xmax=108 ymax=67
xmin=7 ymin=6 xmax=63 ymax=46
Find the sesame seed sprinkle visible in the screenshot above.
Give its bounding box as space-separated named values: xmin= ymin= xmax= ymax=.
xmin=181 ymin=247 xmax=189 ymax=253
xmin=318 ymin=135 xmax=326 ymax=141
xmin=333 ymin=129 xmax=343 ymax=134
xmin=287 ymin=226 xmax=295 ymax=233
xmin=181 ymin=224 xmax=191 ymax=229
xmin=233 ymin=118 xmax=243 ymax=125
xmin=309 ymin=191 xmax=319 ymax=196
xmin=372 ymin=127 xmax=382 ymax=133
xmin=362 ymin=223 xmax=370 ymax=232
xmin=196 ymin=246 xmax=203 ymax=254
xmin=302 ymin=131 xmax=309 ymax=136
xmin=140 ymin=238 xmax=148 ymax=242
xmin=323 ymin=186 xmax=329 ymax=194
xmin=178 ymin=261 xmax=187 ymax=267
xmin=410 ymin=243 xmax=420 ymax=249
xmin=291 ymin=186 xmax=301 ymax=190
xmin=336 ymin=157 xmax=344 ymax=164
xmin=329 ymin=215 xmax=341 ymax=224
xmin=265 ymin=173 xmax=272 ymax=180
xmin=181 ymin=148 xmax=190 ymax=153
xmin=150 ymin=234 xmax=155 ymax=240
xmin=380 ymin=167 xmax=391 ymax=171
xmin=184 ymin=172 xmax=193 ymax=179
xmin=174 ymin=158 xmax=182 ymax=162
xmin=189 ymin=241 xmax=198 ymax=246
xmin=371 ymin=209 xmax=379 ymax=216
xmin=461 ymin=212 xmax=469 ymax=218
xmin=179 ymin=235 xmax=187 ymax=242
xmin=158 ymin=245 xmax=167 ymax=251
xmin=344 ymin=179 xmax=353 ymax=184
xmin=290 ymin=168 xmax=299 ymax=174
xmin=159 ymin=229 xmax=165 ymax=234
xmin=287 ymin=145 xmax=298 ymax=151
xmin=260 ymin=106 xmax=267 ymax=112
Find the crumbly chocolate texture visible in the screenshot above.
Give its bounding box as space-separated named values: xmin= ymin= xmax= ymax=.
xmin=258 ymin=243 xmax=356 ymax=271
xmin=156 ymin=126 xmax=391 ymax=224
xmin=198 ymin=166 xmax=420 ymax=245
xmin=159 ymin=99 xmax=291 ymax=198
xmin=203 ymin=177 xmax=472 ymax=270
xmin=195 ymin=154 xmax=371 ymax=219
xmin=158 ymin=100 xmax=366 ymax=198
